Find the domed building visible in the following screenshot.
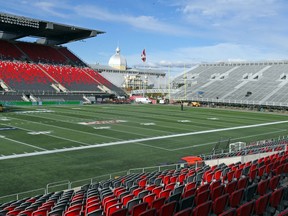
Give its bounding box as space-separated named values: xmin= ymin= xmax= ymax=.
xmin=108 ymin=47 xmax=127 ymax=70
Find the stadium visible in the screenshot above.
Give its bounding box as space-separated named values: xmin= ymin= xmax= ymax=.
xmin=1 ymin=11 xmax=288 ymax=216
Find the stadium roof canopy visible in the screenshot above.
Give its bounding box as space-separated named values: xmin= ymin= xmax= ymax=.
xmin=90 ymin=64 xmax=166 ymax=76
xmin=0 ymin=12 xmax=105 ymax=45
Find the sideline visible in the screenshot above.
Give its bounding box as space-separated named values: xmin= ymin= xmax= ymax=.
xmin=1 ymin=120 xmax=288 ymax=160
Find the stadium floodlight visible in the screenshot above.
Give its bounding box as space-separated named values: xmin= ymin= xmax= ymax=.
xmin=0 ymin=13 xmax=39 ymax=28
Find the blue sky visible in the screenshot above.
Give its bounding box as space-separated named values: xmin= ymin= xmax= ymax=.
xmin=1 ymin=0 xmax=288 ymax=75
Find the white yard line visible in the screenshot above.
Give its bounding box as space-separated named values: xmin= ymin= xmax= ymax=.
xmin=44 ymin=106 xmax=202 ymax=132
xmin=0 ymin=120 xmax=288 ymax=160
xmin=0 ymin=136 xmax=47 ymax=151
xmin=6 ymin=117 xmax=121 ymax=141
xmin=28 ymin=110 xmax=183 ymax=134
xmin=9 ymin=114 xmax=175 ymax=141
xmin=1 ymin=124 xmax=92 ymax=146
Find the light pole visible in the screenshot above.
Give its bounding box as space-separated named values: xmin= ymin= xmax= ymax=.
xmin=143 ymin=75 xmax=147 ymax=97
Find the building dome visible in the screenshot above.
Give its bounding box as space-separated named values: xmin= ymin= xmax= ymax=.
xmin=108 ymin=47 xmax=127 ymax=70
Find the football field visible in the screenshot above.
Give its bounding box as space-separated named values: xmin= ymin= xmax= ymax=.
xmin=1 ymin=104 xmax=288 ymax=197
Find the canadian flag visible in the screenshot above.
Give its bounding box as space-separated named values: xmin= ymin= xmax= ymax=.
xmin=141 ymin=49 xmax=146 ymax=62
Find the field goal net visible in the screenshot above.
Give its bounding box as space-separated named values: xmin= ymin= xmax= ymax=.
xmin=229 ymin=142 xmax=246 ymax=153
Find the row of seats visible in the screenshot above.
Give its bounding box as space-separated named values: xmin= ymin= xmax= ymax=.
xmin=0 ymin=40 xmax=87 ymax=66
xmin=201 ymin=139 xmax=287 ymax=160
xmin=0 ymin=39 xmax=125 ymax=94
xmin=15 ymin=43 xmax=69 ymax=65
xmin=57 ymin=47 xmax=86 ymax=67
xmin=0 ymin=60 xmax=116 ymax=92
xmin=1 ymin=150 xmax=288 ymax=215
xmin=39 ymin=64 xmax=100 ymax=91
xmin=0 ymin=40 xmax=24 ymax=60
xmin=0 ymin=61 xmax=54 ymax=91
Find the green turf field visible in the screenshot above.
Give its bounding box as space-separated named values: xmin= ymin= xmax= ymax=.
xmin=1 ymin=104 xmax=288 ymax=197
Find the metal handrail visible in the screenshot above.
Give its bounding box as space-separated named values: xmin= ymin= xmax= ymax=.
xmin=0 ymin=188 xmax=45 ymax=203
xmin=46 ymin=180 xmax=70 ymax=193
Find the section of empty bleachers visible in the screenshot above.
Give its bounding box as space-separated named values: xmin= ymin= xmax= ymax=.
xmin=0 ymin=40 xmax=24 ymax=60
xmin=0 ymin=61 xmax=55 ymax=92
xmin=1 ymin=146 xmax=288 ymax=216
xmin=39 ymin=64 xmax=100 ymax=92
xmin=58 ymin=47 xmax=87 ymax=66
xmin=202 ymin=65 xmax=267 ymax=100
xmin=0 ymin=94 xmax=23 ymax=101
xmin=0 ymin=40 xmax=125 ymax=95
xmin=224 ymin=64 xmax=284 ymax=102
xmin=172 ymin=61 xmax=288 ymax=106
xmin=15 ymin=42 xmax=68 ymax=65
xmin=172 ymin=65 xmax=235 ymax=99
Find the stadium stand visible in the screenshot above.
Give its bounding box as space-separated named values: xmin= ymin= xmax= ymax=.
xmin=15 ymin=42 xmax=68 ymax=64
xmin=0 ymin=61 xmax=55 ymax=92
xmin=57 ymin=47 xmax=87 ymax=67
xmin=0 ymin=40 xmax=125 ymax=100
xmin=172 ymin=61 xmax=288 ymax=107
xmin=0 ymin=12 xmax=126 ymax=103
xmin=0 ymin=40 xmax=24 ymax=60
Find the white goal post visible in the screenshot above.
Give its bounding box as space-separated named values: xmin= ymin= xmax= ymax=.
xmin=229 ymin=142 xmax=246 ymax=153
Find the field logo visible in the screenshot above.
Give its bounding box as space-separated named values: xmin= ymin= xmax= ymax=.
xmin=178 ymin=120 xmax=191 ymax=123
xmin=28 ymin=131 xmax=52 ymax=135
xmin=93 ymin=126 xmax=111 ymax=130
xmin=79 ymin=120 xmax=127 ymax=125
xmin=140 ymin=123 xmax=156 ymax=126
xmin=207 ymin=117 xmax=219 ymax=120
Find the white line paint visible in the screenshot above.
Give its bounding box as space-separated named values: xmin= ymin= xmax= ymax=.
xmin=1 ymin=120 xmax=288 ymax=160
xmin=1 ymin=123 xmax=92 ymax=146
xmin=0 ymin=136 xmax=47 ymax=151
xmin=7 ymin=116 xmax=121 ymax=141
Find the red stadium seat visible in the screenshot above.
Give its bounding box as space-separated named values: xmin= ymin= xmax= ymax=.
xmin=236 ymin=200 xmax=254 ymax=216
xmin=192 ymin=200 xmax=212 ymax=216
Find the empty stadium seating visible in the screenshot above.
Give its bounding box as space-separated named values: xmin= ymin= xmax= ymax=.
xmin=39 ymin=64 xmax=100 ymax=91
xmin=172 ymin=61 xmax=288 ymax=106
xmin=15 ymin=42 xmax=68 ymax=64
xmin=58 ymin=47 xmax=87 ymax=66
xmin=0 ymin=39 xmax=125 ymax=97
xmin=0 ymin=61 xmax=55 ymax=92
xmin=0 ymin=40 xmax=24 ymax=60
xmin=1 ymin=149 xmax=288 ymax=216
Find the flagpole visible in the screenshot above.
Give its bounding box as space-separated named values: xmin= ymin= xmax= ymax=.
xmin=141 ymin=49 xmax=146 ymax=97
xmin=184 ymin=63 xmax=187 ymax=101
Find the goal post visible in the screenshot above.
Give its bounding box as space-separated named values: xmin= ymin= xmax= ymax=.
xmin=229 ymin=142 xmax=246 ymax=153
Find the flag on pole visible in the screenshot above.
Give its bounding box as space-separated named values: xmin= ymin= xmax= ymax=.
xmin=141 ymin=49 xmax=146 ymax=62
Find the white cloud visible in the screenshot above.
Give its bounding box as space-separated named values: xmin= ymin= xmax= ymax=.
xmin=33 ymin=1 xmax=69 ymax=18
xmin=179 ymin=0 xmax=280 ymax=26
xmin=73 ymin=5 xmax=191 ymax=35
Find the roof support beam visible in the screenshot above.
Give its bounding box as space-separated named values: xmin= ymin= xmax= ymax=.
xmin=0 ymin=31 xmax=24 ymax=40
